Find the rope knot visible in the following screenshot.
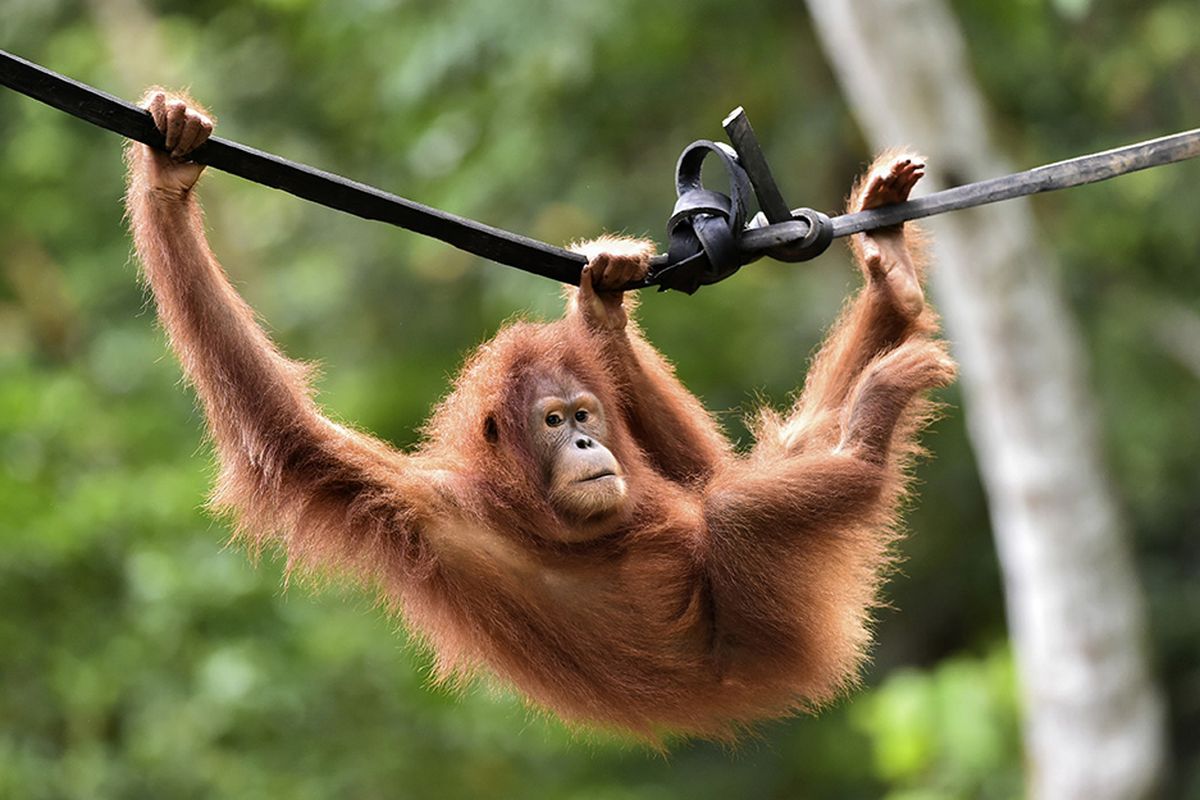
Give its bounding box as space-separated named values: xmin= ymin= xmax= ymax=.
xmin=657 ymin=140 xmax=753 ymax=294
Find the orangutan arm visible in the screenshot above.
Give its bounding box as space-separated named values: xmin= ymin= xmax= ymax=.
xmin=568 ymin=239 xmax=729 ymax=484
xmin=124 ymin=93 xmax=449 ymax=582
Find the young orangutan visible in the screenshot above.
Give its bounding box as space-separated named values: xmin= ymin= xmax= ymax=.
xmin=125 ymin=90 xmax=955 ymax=738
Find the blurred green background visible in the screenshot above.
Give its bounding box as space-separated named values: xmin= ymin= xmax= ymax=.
xmin=1 ymin=1 xmax=1197 ymax=798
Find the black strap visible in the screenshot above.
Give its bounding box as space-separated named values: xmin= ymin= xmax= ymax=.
xmin=830 ymin=127 xmax=1200 ymax=237
xmin=0 ymin=48 xmax=833 ymax=294
xmin=656 ymin=140 xmax=755 ymax=294
xmin=5 ymin=48 xmax=1198 ymax=295
xmin=0 ymin=49 xmax=588 ymax=284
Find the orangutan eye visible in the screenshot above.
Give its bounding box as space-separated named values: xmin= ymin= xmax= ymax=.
xmin=545 ymin=412 xmax=563 ymax=427
xmin=574 ymin=410 xmax=589 ymax=423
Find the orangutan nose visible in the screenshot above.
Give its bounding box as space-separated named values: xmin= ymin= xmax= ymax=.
xmin=575 ymin=437 xmax=594 ymax=449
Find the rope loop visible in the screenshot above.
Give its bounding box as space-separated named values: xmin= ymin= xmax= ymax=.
xmin=656 ymin=140 xmax=754 ymax=294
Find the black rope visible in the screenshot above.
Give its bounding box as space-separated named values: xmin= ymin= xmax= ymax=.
xmin=831 ymin=128 xmax=1200 ymax=238
xmin=3 ymin=48 xmax=1199 ymax=295
xmin=656 ymin=140 xmax=755 ymax=294
xmin=0 ymin=49 xmax=588 ymax=284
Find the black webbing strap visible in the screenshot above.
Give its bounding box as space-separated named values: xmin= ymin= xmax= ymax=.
xmin=638 ymin=111 xmax=842 ymax=294
xmin=0 ymin=49 xmax=589 ymax=284
xmin=3 ymin=48 xmax=1199 ymax=295
xmin=0 ymin=48 xmax=834 ymax=293
xmin=657 ymin=141 xmax=754 ymax=294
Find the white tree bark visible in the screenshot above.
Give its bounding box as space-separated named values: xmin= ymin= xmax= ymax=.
xmin=803 ymin=2 xmax=1167 ymax=798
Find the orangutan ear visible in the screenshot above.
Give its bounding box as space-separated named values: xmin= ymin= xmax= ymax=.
xmin=483 ymin=414 xmax=499 ymax=444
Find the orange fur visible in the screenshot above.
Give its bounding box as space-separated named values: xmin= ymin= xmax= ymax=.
xmin=126 ymin=136 xmax=954 ymax=740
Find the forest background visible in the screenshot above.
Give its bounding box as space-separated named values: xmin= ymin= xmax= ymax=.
xmin=1 ymin=1 xmax=1197 ymax=797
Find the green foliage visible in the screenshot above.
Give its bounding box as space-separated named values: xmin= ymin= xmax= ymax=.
xmin=2 ymin=0 xmax=1198 ymax=796
xmin=853 ymin=648 xmax=1022 ymax=800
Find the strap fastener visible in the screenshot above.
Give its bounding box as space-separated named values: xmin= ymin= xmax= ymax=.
xmin=652 ymin=108 xmax=833 ymax=294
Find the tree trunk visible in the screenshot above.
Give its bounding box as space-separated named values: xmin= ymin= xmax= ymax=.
xmin=803 ymin=2 xmax=1167 ymax=798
